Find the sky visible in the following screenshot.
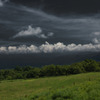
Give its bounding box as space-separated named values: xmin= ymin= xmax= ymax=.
xmin=0 ymin=0 xmax=100 ymax=68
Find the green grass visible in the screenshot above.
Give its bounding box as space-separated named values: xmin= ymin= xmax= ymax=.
xmin=0 ymin=72 xmax=100 ymax=100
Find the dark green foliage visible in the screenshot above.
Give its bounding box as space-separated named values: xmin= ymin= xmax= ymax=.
xmin=14 ymin=66 xmax=23 ymax=72
xmin=26 ymin=68 xmax=40 ymax=78
xmin=0 ymin=59 xmax=100 ymax=80
xmin=67 ymin=63 xmax=86 ymax=74
xmin=83 ymin=59 xmax=100 ymax=72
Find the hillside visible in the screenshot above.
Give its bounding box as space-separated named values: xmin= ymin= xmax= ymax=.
xmin=0 ymin=72 xmax=100 ymax=100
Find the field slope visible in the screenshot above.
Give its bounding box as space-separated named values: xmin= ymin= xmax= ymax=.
xmin=0 ymin=72 xmax=100 ymax=100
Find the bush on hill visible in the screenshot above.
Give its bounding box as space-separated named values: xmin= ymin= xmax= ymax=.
xmin=0 ymin=59 xmax=100 ymax=80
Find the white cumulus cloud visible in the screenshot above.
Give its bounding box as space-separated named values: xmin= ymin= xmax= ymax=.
xmin=13 ymin=25 xmax=54 ymax=39
xmin=93 ymin=32 xmax=100 ymax=36
xmin=0 ymin=42 xmax=100 ymax=54
xmin=93 ymin=38 xmax=100 ymax=44
xmin=92 ymin=32 xmax=100 ymax=44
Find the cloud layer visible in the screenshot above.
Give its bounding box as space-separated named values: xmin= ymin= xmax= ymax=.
xmin=13 ymin=26 xmax=54 ymax=39
xmin=92 ymin=32 xmax=100 ymax=44
xmin=0 ymin=42 xmax=100 ymax=54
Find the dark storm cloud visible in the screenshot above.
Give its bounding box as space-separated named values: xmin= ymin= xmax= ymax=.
xmin=10 ymin=0 xmax=100 ymax=14
xmin=1 ymin=2 xmax=100 ymax=46
xmin=0 ymin=2 xmax=100 ymax=45
xmin=0 ymin=52 xmax=100 ymax=69
xmin=0 ymin=0 xmax=8 ymax=7
xmin=1 ymin=0 xmax=100 ymax=68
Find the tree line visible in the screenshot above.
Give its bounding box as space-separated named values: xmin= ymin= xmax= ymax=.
xmin=0 ymin=59 xmax=100 ymax=80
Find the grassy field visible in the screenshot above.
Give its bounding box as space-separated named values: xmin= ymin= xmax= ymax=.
xmin=0 ymin=72 xmax=100 ymax=100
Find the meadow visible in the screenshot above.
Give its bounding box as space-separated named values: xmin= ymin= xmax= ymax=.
xmin=0 ymin=72 xmax=100 ymax=100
